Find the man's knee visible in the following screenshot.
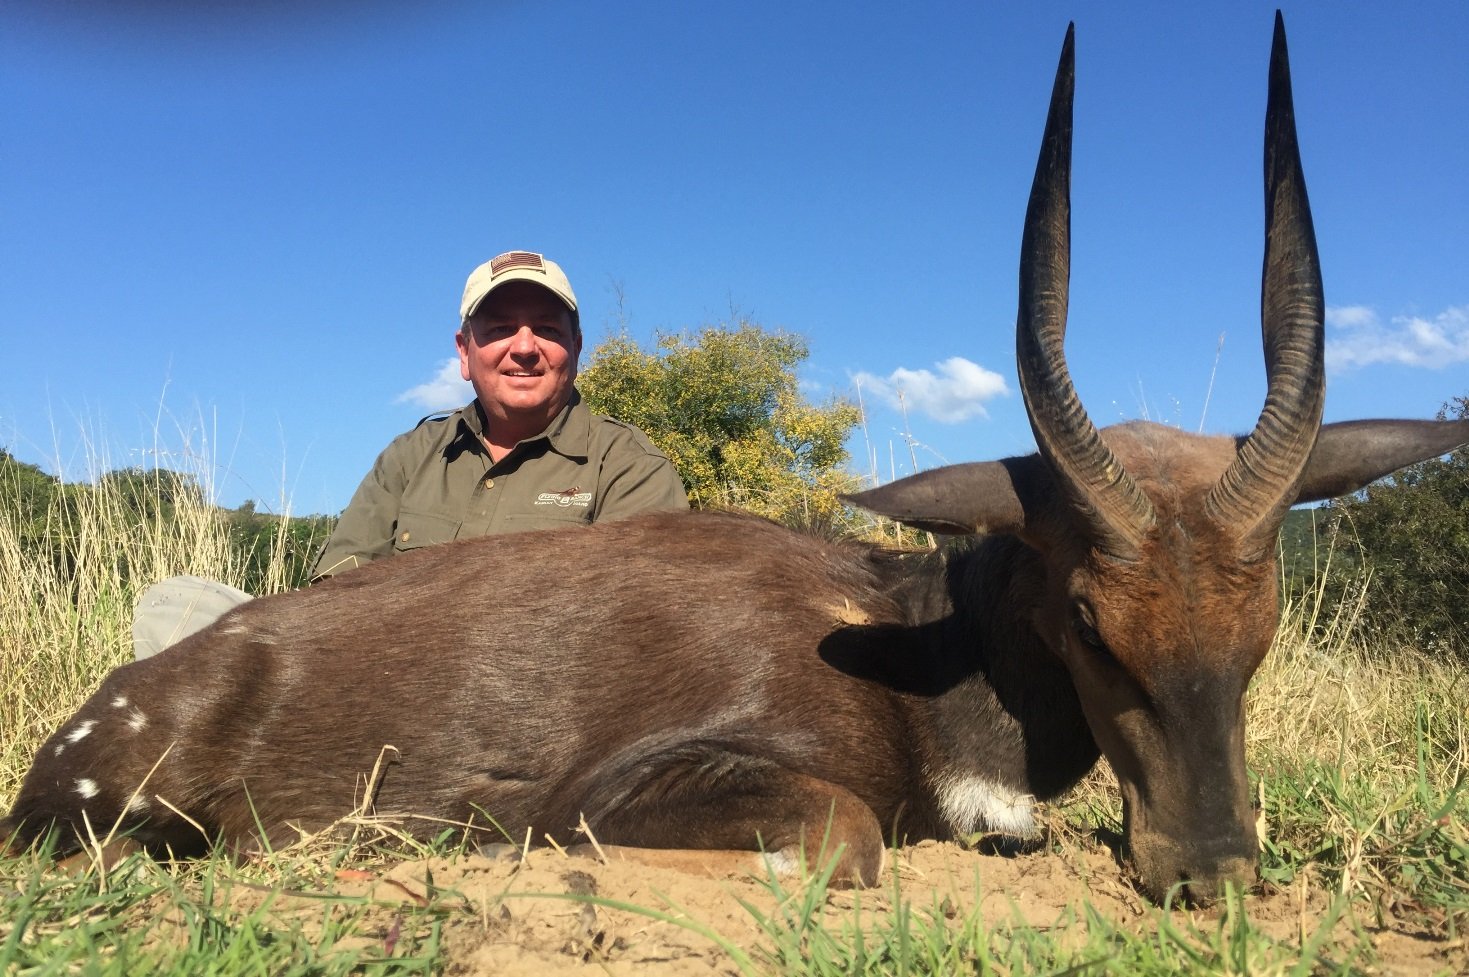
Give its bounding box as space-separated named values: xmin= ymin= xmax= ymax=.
xmin=132 ymin=575 xmax=253 ymax=660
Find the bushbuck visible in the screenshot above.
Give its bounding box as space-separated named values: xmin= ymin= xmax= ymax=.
xmin=4 ymin=14 xmax=1466 ymax=903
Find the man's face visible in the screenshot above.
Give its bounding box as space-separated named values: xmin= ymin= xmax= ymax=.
xmin=457 ymin=281 xmax=580 ymax=434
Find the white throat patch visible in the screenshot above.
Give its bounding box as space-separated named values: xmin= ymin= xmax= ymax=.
xmin=933 ymin=772 xmax=1037 ymax=837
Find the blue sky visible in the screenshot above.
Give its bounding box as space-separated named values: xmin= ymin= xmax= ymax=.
xmin=3 ymin=1 xmax=1465 ymax=516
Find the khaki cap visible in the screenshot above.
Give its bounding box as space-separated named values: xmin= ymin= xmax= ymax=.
xmin=460 ymin=251 xmax=579 ymax=325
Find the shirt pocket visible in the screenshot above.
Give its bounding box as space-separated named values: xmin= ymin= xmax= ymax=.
xmin=500 ymin=508 xmax=594 ymax=534
xmin=392 ymin=510 xmax=461 ymax=552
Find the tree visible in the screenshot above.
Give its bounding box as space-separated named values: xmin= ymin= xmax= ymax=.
xmin=578 ymin=321 xmax=862 ymax=525
xmin=96 ymin=467 xmax=205 ymax=522
xmin=226 ymin=501 xmax=336 ymax=593
xmin=1319 ymin=396 xmax=1469 ymax=657
xmin=0 ymin=450 xmax=60 ymax=541
xmin=2 ymin=450 xmax=334 ymax=599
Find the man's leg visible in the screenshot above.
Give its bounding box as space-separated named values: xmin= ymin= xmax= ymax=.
xmin=132 ymin=575 xmax=253 ymax=660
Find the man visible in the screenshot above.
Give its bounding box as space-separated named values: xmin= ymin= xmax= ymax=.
xmin=134 ymin=250 xmax=687 ymax=658
xmin=311 ymin=250 xmax=687 ymax=578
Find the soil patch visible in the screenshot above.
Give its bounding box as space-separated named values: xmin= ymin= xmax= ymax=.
xmin=195 ymin=839 xmax=1464 ymax=975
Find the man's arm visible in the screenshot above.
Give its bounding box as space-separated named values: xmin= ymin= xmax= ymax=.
xmin=310 ymin=448 xmax=406 ymax=580
xmin=592 ymin=428 xmax=689 ymax=523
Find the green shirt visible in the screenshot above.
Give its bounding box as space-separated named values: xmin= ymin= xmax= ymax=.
xmin=312 ymin=392 xmax=688 ymax=578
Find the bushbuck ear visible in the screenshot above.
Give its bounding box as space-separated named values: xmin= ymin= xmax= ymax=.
xmin=842 ymin=455 xmax=1049 ymax=536
xmin=1294 ymin=418 xmax=1469 ymax=503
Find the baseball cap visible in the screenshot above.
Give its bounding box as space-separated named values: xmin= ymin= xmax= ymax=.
xmin=460 ymin=251 xmax=579 ymax=328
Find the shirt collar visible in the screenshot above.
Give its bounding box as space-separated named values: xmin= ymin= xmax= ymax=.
xmin=455 ymin=390 xmax=590 ymax=461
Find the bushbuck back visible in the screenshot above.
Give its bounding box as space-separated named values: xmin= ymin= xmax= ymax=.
xmin=4 ymin=14 xmax=1467 ymax=902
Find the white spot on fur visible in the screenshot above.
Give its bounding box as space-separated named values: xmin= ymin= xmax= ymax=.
xmin=934 ymin=773 xmax=1037 ymax=837
xmin=220 ymin=623 xmax=277 ymax=645
xmin=66 ymin=720 xmax=96 ymax=744
xmin=111 ymin=695 xmax=129 ymax=709
xmin=127 ymin=709 xmax=149 ymax=733
xmin=758 ymin=844 xmax=887 ymax=885
xmin=75 ymin=778 xmax=99 ymax=799
xmin=53 ymin=743 xmax=65 ymax=756
xmin=759 ymin=849 xmax=802 ymax=877
xmin=127 ymin=795 xmax=150 ymax=815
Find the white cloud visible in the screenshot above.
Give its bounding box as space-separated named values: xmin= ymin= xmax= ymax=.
xmin=1326 ymin=304 xmax=1469 ymax=371
xmin=1326 ymin=305 xmax=1377 ymax=329
xmin=852 ymin=356 xmax=1009 ymax=423
xmin=396 ymin=357 xmax=470 ymax=410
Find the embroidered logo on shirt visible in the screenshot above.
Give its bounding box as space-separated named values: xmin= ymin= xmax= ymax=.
xmin=536 ymin=487 xmax=593 ymax=508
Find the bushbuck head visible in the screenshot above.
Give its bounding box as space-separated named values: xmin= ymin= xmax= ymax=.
xmin=848 ymin=13 xmax=1448 ymax=901
xmin=1025 ymin=15 xmax=1318 ymax=898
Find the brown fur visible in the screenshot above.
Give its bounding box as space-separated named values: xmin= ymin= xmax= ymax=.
xmin=2 ymin=513 xmax=1059 ymax=887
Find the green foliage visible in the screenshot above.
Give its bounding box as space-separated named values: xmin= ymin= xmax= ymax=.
xmin=1314 ymin=396 xmax=1469 ymax=658
xmin=96 ymin=466 xmax=206 ymax=519
xmin=1277 ymin=507 xmax=1330 ymax=579
xmin=226 ymin=501 xmax=336 ymax=594
xmin=578 ymin=321 xmax=863 ymax=525
xmin=0 ymin=449 xmax=331 ymax=601
xmin=1255 ymin=708 xmax=1469 ymax=925
xmin=0 ymin=450 xmax=60 ymax=541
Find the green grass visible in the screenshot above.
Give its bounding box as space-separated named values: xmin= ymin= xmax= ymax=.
xmin=744 ymin=879 xmax=1359 ymax=976
xmin=1 ymin=849 xmax=446 ymax=974
xmin=2 ymin=444 xmax=1467 ymax=975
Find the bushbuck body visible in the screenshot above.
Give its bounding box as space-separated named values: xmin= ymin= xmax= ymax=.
xmin=4 ymin=16 xmax=1467 ymax=902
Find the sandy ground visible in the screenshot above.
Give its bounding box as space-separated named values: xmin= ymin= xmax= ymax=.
xmin=193 ymin=837 xmax=1462 ymax=976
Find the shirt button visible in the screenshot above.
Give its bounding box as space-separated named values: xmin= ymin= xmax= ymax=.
xmin=399 ymin=531 xmax=410 ymax=543
xmin=483 ymin=477 xmax=495 ymax=488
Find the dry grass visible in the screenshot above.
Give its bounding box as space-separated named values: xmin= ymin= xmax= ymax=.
xmin=2 ymin=449 xmax=1466 ymax=973
xmin=0 ymin=440 xmax=270 ymax=804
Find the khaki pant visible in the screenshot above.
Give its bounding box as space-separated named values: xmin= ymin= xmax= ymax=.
xmin=132 ymin=576 xmax=253 ymax=660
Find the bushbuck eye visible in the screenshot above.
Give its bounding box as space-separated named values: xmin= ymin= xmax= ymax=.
xmin=1070 ymin=601 xmax=1109 ymax=656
